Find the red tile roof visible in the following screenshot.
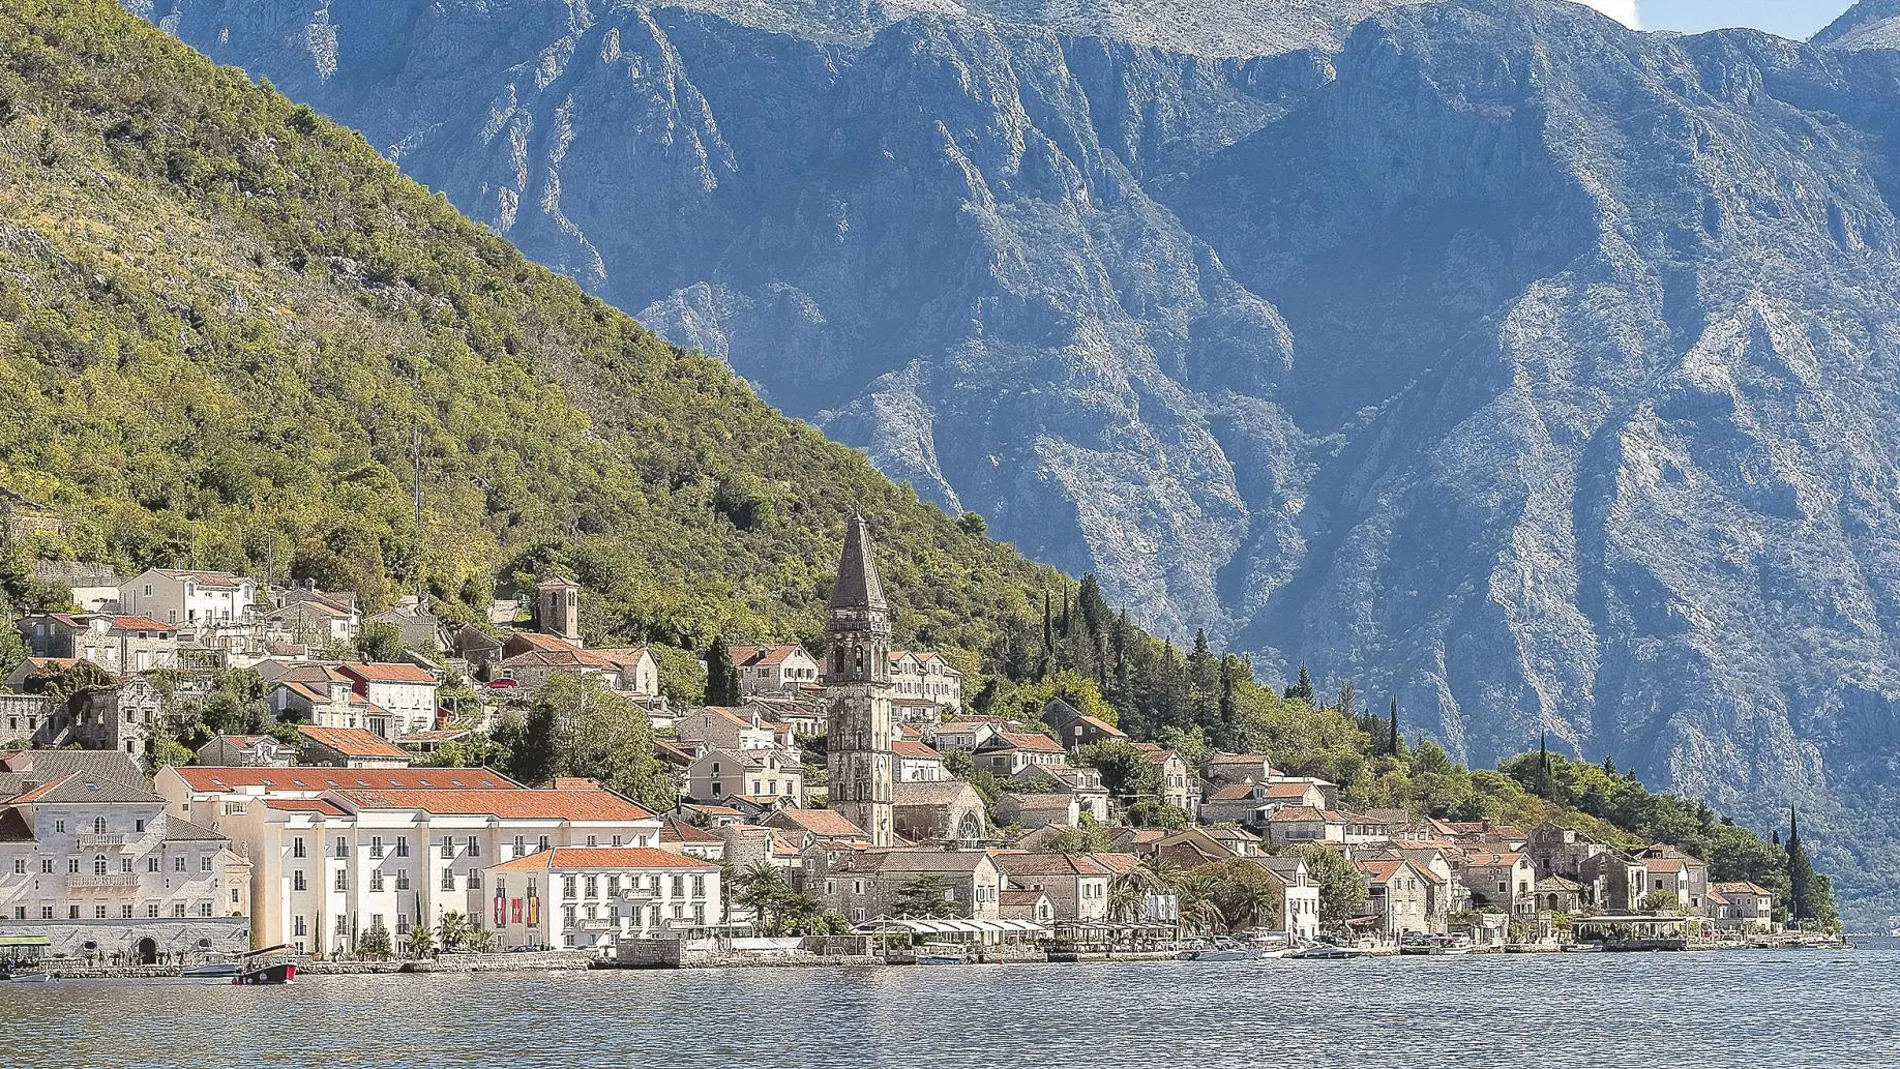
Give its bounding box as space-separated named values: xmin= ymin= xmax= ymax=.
xmin=338 ymin=788 xmax=656 ymax=822
xmin=488 ymin=846 xmax=716 ymax=872
xmin=169 ymin=767 xmax=521 ymax=792
xmin=892 ymin=740 xmax=942 ymax=760
xmin=769 ymin=808 xmax=867 ymax=840
xmin=297 ymin=725 xmax=411 ymax=760
xmin=340 ymin=662 xmax=438 ymax=684
xmin=729 ymin=644 xmax=808 ymax=668
xmin=988 ymin=732 xmax=1065 ymax=753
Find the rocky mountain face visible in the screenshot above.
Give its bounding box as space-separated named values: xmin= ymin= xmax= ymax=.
xmin=131 ymin=0 xmax=1900 ymax=917
xmin=1815 ymin=0 xmax=1900 ymax=49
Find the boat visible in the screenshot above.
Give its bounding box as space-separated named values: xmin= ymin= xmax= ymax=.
xmin=233 ymin=962 xmax=296 ymax=985
xmin=6 ymin=971 xmax=52 ymax=983
xmin=913 ymin=942 xmax=969 ymax=966
xmin=1287 ymin=944 xmax=1367 ymax=960
xmin=180 ymin=962 xmax=242 ymax=979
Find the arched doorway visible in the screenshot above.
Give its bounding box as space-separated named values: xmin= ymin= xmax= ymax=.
xmin=136 ymin=938 xmax=157 ymax=965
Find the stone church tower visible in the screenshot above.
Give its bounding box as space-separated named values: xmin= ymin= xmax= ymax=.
xmin=825 ymin=515 xmax=894 ymax=846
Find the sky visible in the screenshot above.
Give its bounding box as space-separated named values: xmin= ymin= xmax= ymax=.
xmin=1578 ymin=0 xmax=1858 ymax=39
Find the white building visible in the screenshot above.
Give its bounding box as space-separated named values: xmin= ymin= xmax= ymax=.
xmin=117 ymin=568 xmax=258 ymax=627
xmin=894 ymin=739 xmax=947 ymax=782
xmin=730 ymin=645 xmax=822 ymax=698
xmin=337 ymin=662 xmax=440 ymax=738
xmin=683 ymin=748 xmax=804 ymax=807
xmin=888 ymin=651 xmax=963 ymax=711
xmin=485 ymin=846 xmax=722 ymax=953
xmin=0 ymin=772 xmax=251 ymax=960
xmin=156 ymin=767 xmax=663 ymax=955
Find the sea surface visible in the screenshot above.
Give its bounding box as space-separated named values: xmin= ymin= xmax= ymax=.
xmin=3 ymin=948 xmax=1894 ymax=1068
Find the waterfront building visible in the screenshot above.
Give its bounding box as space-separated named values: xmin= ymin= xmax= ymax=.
xmin=485 ymin=846 xmax=722 ymax=952
xmin=819 ymin=848 xmax=1005 ymax=923
xmin=0 ymin=772 xmax=250 ymax=960
xmin=1460 ymin=850 xmax=1538 ymax=916
xmin=1254 ymin=855 xmax=1324 ymax=940
xmin=161 ymin=769 xmax=661 ymax=954
xmin=993 ymin=853 xmax=1116 ymax=922
xmin=1357 ymin=857 xmax=1438 ymax=937
xmin=824 ymin=517 xmax=895 ymax=848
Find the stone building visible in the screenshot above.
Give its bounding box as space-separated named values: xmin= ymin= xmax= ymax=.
xmin=21 ymin=613 xmax=179 ymax=675
xmin=824 ymin=517 xmax=894 ymax=847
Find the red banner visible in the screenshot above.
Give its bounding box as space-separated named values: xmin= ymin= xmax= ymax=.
xmin=511 ymin=898 xmax=523 ymax=924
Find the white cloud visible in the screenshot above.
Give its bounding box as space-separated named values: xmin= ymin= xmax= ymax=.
xmin=1577 ymin=0 xmax=1642 ymax=28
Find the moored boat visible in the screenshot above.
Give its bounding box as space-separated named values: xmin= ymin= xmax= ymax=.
xmin=233 ymin=962 xmax=296 ymax=985
xmin=180 ymin=962 xmax=242 ymax=979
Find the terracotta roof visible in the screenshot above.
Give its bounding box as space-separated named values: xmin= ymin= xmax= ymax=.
xmin=660 ymin=817 xmax=722 ymax=844
xmin=769 ymin=808 xmax=868 ymax=840
xmin=108 ymin=615 xmax=175 ymax=632
xmin=264 ymin=799 xmax=349 ymax=816
xmin=1263 ymin=782 xmax=1318 ymax=799
xmin=1356 ymin=859 xmax=1418 ymax=884
xmin=488 ymin=846 xmax=716 ymax=872
xmin=892 ymin=740 xmax=942 ymax=760
xmin=1267 ymin=805 xmax=1335 ymax=822
xmin=994 ymin=852 xmax=1116 ymax=877
xmin=338 ymin=788 xmax=657 ymax=822
xmin=729 ymin=644 xmax=808 ymax=668
xmin=1077 ymin=713 xmax=1125 ymax=737
xmin=340 ymin=662 xmax=438 ymax=684
xmin=1208 ymin=783 xmax=1260 ymax=802
xmin=1713 ymin=881 xmax=1772 ymax=896
xmin=297 ymin=725 xmax=410 ymax=760
xmin=169 ymin=767 xmax=521 ymax=792
xmin=983 ymin=732 xmax=1065 ymax=754
xmin=1464 ymin=851 xmax=1526 ymax=867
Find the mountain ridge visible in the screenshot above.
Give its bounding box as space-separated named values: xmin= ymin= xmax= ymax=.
xmin=124 ymin=0 xmax=1900 ymax=922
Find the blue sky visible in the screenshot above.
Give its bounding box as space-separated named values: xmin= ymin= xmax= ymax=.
xmin=1581 ymin=1 xmax=1857 ymax=38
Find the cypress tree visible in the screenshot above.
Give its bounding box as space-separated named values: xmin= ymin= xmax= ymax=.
xmin=1217 ymin=655 xmax=1239 ymax=751
xmin=704 ymin=635 xmax=739 ymax=706
xmin=1286 ymin=665 xmax=1314 ymax=703
xmin=1387 ymin=699 xmax=1405 ymax=758
xmin=1787 ymin=807 xmax=1816 ymax=924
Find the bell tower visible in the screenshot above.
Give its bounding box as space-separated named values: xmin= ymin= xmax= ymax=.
xmin=824 ymin=515 xmax=894 ymax=846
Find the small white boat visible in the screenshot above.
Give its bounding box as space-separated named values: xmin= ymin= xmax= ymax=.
xmin=913 ymin=942 xmax=969 ymax=965
xmin=1287 ymin=944 xmax=1367 ymax=960
xmin=6 ymin=971 xmax=52 ymax=982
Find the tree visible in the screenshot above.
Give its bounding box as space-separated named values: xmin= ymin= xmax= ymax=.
xmin=734 ymin=863 xmax=792 ymax=933
xmin=405 ymin=922 xmax=436 ymax=958
xmin=357 ymin=924 xmax=393 ymax=960
xmin=1292 ymin=845 xmax=1368 ymax=930
xmin=436 ymin=910 xmax=472 ymax=952
xmin=891 ymin=875 xmax=960 ymax=919
xmin=1786 ymin=807 xmax=1817 ymax=925
xmin=1640 ymin=889 xmax=1680 ymax=915
xmin=703 ymin=635 xmax=741 ymax=706
xmin=1077 ymin=740 xmax=1162 ymax=806
xmin=1387 ymin=699 xmax=1404 ymax=758
xmin=498 ymin=674 xmax=673 ymax=811
xmin=356 ymin=621 xmax=406 ymax=664
xmin=1285 ymin=665 xmax=1315 ymax=703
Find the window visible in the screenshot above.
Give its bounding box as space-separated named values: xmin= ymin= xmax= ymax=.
xmin=563 ymin=875 xmax=578 ymax=899
xmin=512 ymin=835 xmax=525 ymax=858
xmin=96 ymin=905 xmax=109 ymax=920
xmin=395 ymin=870 xmax=411 ymax=891
xmin=201 ymin=855 xmax=213 ymax=872
xmin=68 ymin=858 xmax=79 ymax=874
xmin=370 ymin=871 xmax=385 ymax=892
xmin=93 ymin=817 xmax=108 ymax=835
xmin=40 ymin=859 xmax=52 ymax=874
xmin=336 ymin=837 xmax=349 ymax=859
xmin=563 ymin=905 xmax=576 ymax=929
xmin=147 ymin=857 xmax=160 ymax=873
xmin=172 ymin=903 xmax=186 ymax=918
xmin=692 ymin=904 xmax=705 ymax=926
xmin=611 ymin=836 xmax=622 ymax=848
xmin=53 ymin=819 xmax=64 ymax=834
xmin=586 ymin=835 xmax=598 ymax=848
xmin=200 ymin=902 xmax=213 ymax=917
xmin=43 ymin=906 xmax=55 ymax=920
xmin=370 ymin=913 xmax=384 ymax=932
xmin=10 ymin=907 xmax=21 ymax=921
xmin=370 ymin=836 xmax=385 ymax=859
xmin=670 ymin=875 xmax=684 ymax=897
xmin=396 ymin=915 xmax=410 ymax=935
xmin=692 ymin=875 xmax=706 ymax=898
xmin=294 ymin=916 xmax=308 ymax=937
xmin=468 ymin=870 xmax=483 ymax=890
xmin=441 ymin=838 xmax=455 ymax=859
xmin=293 ymin=871 xmax=308 ymax=892
xmin=135 ymin=819 xmax=145 ymax=833
xmin=10 ymin=859 xmax=21 ymax=875
xmin=466 ymin=836 xmax=480 ymax=857
xmin=395 ymin=836 xmax=410 ymax=858
xmin=537 ymin=835 xmax=550 ymax=853
xmin=93 ymin=856 xmax=108 ymax=876
xmin=121 ymin=857 xmax=134 ymax=874
xmin=584 ymin=876 xmax=598 ymax=898
xmin=441 ymin=869 xmax=456 ymax=891
xmin=293 ymin=837 xmax=307 ymax=859
xmin=607 ymin=875 xmax=620 ymax=896
xmin=335 ymin=870 xmax=348 ymax=891
xmin=173 ymin=856 xmax=186 ymax=872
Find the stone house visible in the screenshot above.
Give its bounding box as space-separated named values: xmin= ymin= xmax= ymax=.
xmin=1526 ymin=821 xmax=1610 ymax=880
xmin=1201 ymin=754 xmax=1276 ymax=787
xmin=1254 ymin=855 xmax=1324 ymax=940
xmin=729 ymin=644 xmax=822 ymax=698
xmin=1263 ymin=806 xmax=1347 ymax=846
xmin=1358 ymin=858 xmax=1438 ymax=937
xmin=683 ymin=748 xmax=803 ymax=807
xmin=362 ymin=594 xmax=447 ymax=652
xmin=1534 ymin=875 xmax=1585 ymax=914
xmin=193 ymin=735 xmax=293 ymax=768
xmin=1130 ymin=743 xmax=1197 ymax=820
xmin=888 ymin=651 xmax=963 ymax=712
xmin=337 ymin=662 xmax=441 ymax=739
xmin=1040 ymin=698 xmax=1126 ymax=751
xmin=295 ymin=725 xmax=414 ymax=769
xmin=21 ymin=614 xmax=178 ymax=675
xmin=993 ymin=791 xmax=1080 ymax=830
xmin=925 ymin=717 xmax=1008 ymax=753
xmin=972 ymin=732 xmax=1068 ymax=776
xmin=893 ymin=739 xmax=947 ymax=782
xmin=1461 ymin=850 xmax=1538 ymax=916
xmin=1636 ymin=844 xmax=1710 ymax=914
xmin=1710 ymin=881 xmax=1774 ymax=930
xmin=1008 ymin=763 xmax=1110 ymax=822
xmin=817 ymin=849 xmax=1006 ymax=924
xmin=994 ymin=852 xmax=1117 ymax=922
xmin=674 ymin=707 xmax=779 ymax=755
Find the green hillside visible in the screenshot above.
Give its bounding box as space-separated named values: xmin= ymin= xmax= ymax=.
xmin=0 ymin=0 xmax=1076 ymax=678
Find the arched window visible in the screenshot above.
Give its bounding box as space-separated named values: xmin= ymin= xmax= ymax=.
xmin=93 ymin=855 xmax=108 ymax=876
xmin=93 ymin=817 xmax=107 ymax=835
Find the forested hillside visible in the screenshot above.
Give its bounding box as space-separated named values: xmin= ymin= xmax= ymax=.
xmin=0 ymin=0 xmax=1099 ymax=688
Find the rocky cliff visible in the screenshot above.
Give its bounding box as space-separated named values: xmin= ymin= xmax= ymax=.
xmin=130 ymin=0 xmax=1900 ymax=918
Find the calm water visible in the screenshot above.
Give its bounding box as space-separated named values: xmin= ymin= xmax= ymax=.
xmin=3 ymin=950 xmax=1895 ymax=1068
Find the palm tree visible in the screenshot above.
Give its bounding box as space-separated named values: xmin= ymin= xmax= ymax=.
xmin=436 ymin=910 xmax=471 ymax=952
xmin=735 ymin=863 xmax=789 ymax=935
xmin=1177 ymin=874 xmax=1225 ymax=936
xmin=1107 ymin=876 xmax=1148 ymax=924
xmin=404 ymin=922 xmax=436 ymax=959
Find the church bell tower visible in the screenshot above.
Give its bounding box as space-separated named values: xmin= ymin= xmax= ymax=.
xmin=824 ymin=515 xmax=894 ymax=846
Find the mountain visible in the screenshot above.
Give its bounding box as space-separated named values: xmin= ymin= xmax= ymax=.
xmin=121 ymin=0 xmax=1900 ymax=921
xmin=1815 ymin=0 xmax=1900 ymax=49
xmin=0 ymin=0 xmax=1125 ymax=700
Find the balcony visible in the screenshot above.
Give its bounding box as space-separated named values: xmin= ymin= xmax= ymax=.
xmin=68 ymin=873 xmax=139 ymax=891
xmin=77 ymin=833 xmax=129 ymax=849
xmin=575 ymin=917 xmax=619 ymax=932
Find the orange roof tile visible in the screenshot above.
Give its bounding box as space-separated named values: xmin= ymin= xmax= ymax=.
xmin=338 ymin=788 xmax=656 ymax=822
xmin=892 ymin=740 xmax=942 ymax=760
xmin=296 ymin=725 xmax=410 ymax=760
xmin=340 ymin=662 xmax=438 ymax=684
xmin=170 ymin=767 xmax=520 ymax=792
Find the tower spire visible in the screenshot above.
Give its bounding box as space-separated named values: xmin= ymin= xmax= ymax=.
xmin=825 ymin=513 xmax=894 ymax=847
xmin=828 ymin=515 xmax=887 ymax=611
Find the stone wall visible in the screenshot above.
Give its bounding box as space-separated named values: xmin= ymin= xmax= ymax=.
xmin=0 ymin=916 xmax=249 ymax=962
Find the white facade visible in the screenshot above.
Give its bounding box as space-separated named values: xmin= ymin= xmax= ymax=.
xmin=117 ymin=569 xmax=258 ymax=627
xmin=731 ymin=645 xmax=822 ymax=698
xmin=486 ymin=847 xmax=723 ymax=952
xmin=0 ymin=776 xmax=251 ymax=959
xmin=888 ymin=651 xmax=963 ymax=711
xmin=339 ymin=664 xmax=440 ymax=738
xmin=156 ymin=768 xmax=661 ymax=954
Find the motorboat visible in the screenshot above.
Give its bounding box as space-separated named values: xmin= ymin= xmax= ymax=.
xmin=180 ymin=962 xmax=242 ymax=979
xmin=913 ymin=942 xmax=970 ymax=965
xmin=1286 ymin=944 xmax=1368 ymax=960
xmin=5 ymin=970 xmax=52 ymax=982
xmin=233 ymin=962 xmax=296 ymax=985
